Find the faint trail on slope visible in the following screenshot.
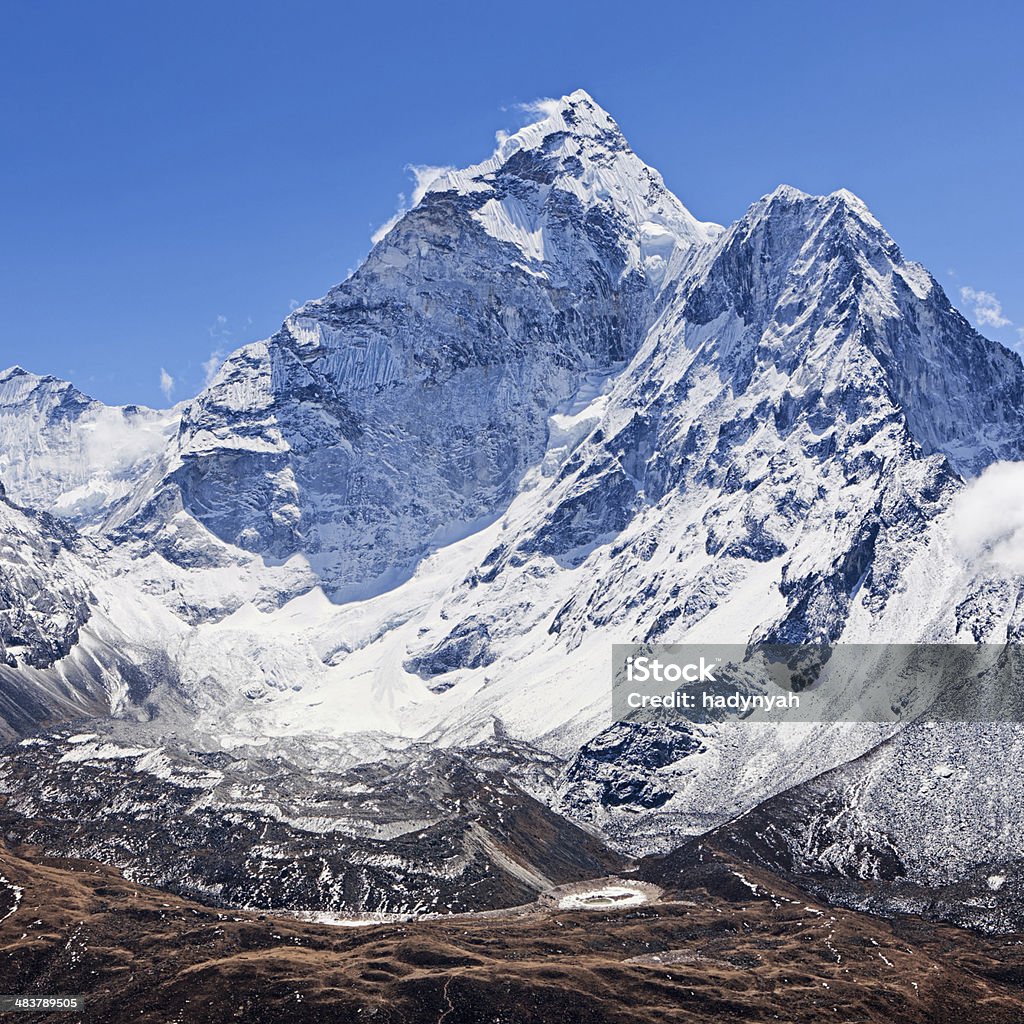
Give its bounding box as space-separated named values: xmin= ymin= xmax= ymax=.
xmin=437 ymin=976 xmax=456 ymax=1024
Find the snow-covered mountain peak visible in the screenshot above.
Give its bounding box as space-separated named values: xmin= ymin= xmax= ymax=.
xmin=0 ymin=364 xmax=90 ymax=409
xmin=121 ymin=95 xmax=725 ymax=595
xmin=395 ymin=90 xmax=722 ymax=270
xmin=682 ymin=180 xmax=924 ymax=339
xmin=0 ymin=368 xmax=180 ymax=528
xmin=424 ymin=88 xmax=628 ymax=195
xmin=670 ymin=181 xmax=1024 ymax=481
xmin=505 ymin=87 xmax=620 ymax=145
xmin=742 ymin=183 xmax=885 ymax=239
xmin=829 ymin=185 xmax=876 ymax=213
xmin=765 ymin=183 xmax=810 ymax=200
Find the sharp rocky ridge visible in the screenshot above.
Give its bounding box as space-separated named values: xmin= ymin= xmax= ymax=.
xmin=1 ymin=89 xmax=1024 ymax=926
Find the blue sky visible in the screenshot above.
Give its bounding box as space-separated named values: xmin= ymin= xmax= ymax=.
xmin=1 ymin=0 xmax=1021 ymax=407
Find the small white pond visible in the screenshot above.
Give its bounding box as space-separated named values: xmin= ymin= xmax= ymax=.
xmin=557 ymin=885 xmax=650 ymax=910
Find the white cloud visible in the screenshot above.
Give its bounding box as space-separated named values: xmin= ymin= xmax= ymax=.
xmin=950 ymin=462 xmax=1024 ymax=574
xmin=81 ymin=406 xmax=175 ymax=474
xmin=516 ymin=97 xmax=562 ymax=122
xmin=960 ymin=286 xmax=1012 ymax=329
xmin=370 ymin=164 xmax=457 ymax=245
xmin=371 ymin=202 xmax=406 ymax=245
xmin=159 ymin=368 xmax=175 ymax=401
xmin=201 ymin=314 xmax=251 ymax=380
xmin=202 ymin=349 xmax=225 ymax=386
xmin=198 ymin=315 xmax=237 ymax=387
xmin=208 ymin=313 xmax=233 ymax=341
xmin=408 ymin=165 xmax=453 ymax=205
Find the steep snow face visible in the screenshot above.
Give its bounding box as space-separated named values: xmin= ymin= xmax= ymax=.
xmin=0 ymin=367 xmax=179 ymax=528
xmin=400 ymin=186 xmax=1022 ymax=713
xmin=314 ymin=183 xmax=1024 ymax=850
xmin=111 ymin=91 xmax=722 ymax=602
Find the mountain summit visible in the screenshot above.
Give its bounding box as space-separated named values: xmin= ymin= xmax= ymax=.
xmin=413 ymin=88 xmax=722 ymax=273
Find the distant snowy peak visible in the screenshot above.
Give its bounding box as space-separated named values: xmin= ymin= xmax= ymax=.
xmin=377 ymin=89 xmax=722 ymax=286
xmin=0 ymin=365 xmax=92 ymax=418
xmin=0 ymin=366 xmax=180 ymax=528
xmin=676 ymin=183 xmax=1024 ymax=478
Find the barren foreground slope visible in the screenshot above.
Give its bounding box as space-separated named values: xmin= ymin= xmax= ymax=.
xmin=2 ymin=841 xmax=1023 ymax=1023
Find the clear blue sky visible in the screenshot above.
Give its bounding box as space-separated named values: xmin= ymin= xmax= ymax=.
xmin=1 ymin=0 xmax=1021 ymax=407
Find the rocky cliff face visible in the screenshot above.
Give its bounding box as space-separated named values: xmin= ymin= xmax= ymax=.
xmin=689 ymin=716 xmax=1024 ymax=932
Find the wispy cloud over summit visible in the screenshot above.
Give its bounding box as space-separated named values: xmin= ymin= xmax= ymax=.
xmin=370 ymin=165 xmax=455 ymax=245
